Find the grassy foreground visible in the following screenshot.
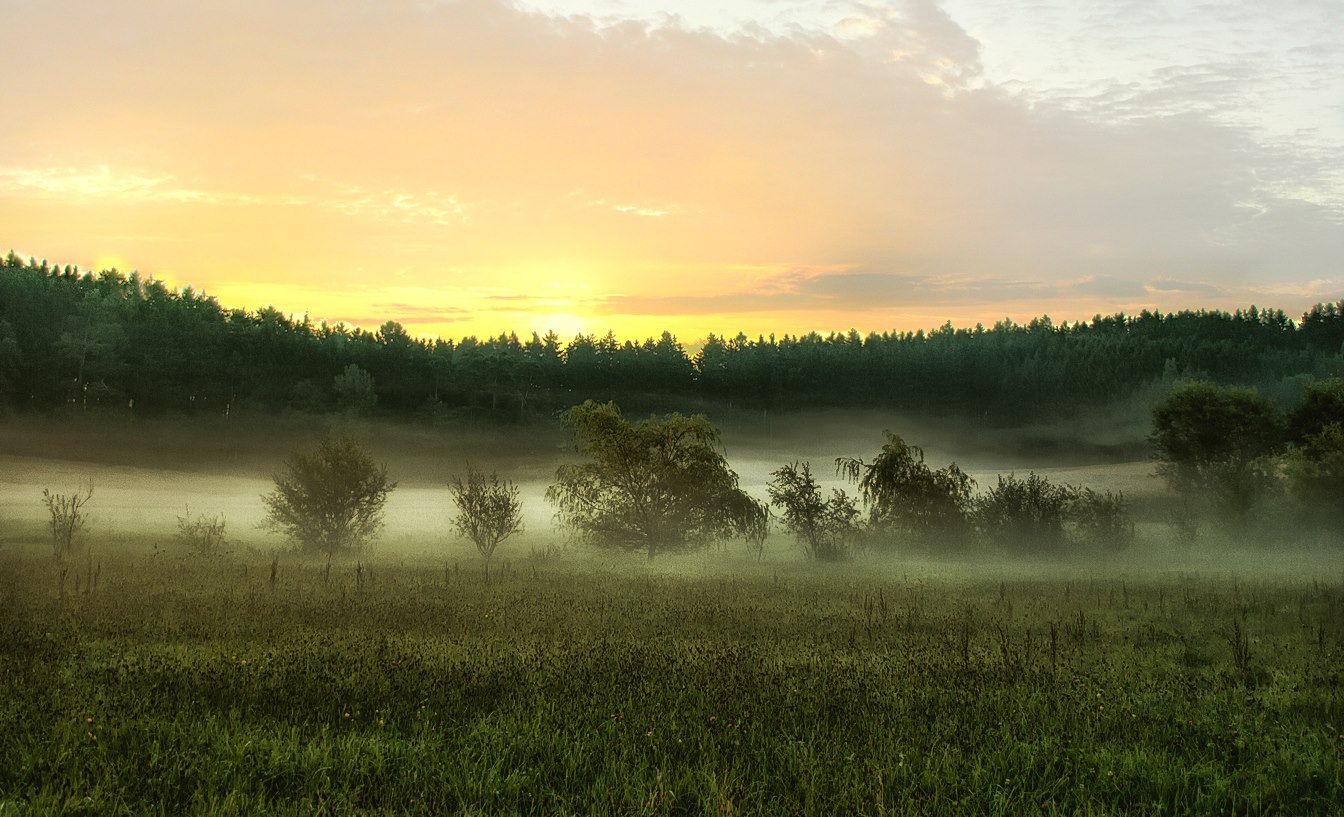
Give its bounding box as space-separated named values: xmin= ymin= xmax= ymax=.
xmin=0 ymin=552 xmax=1341 ymax=816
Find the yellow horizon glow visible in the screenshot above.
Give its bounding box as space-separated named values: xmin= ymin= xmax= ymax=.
xmin=3 ymin=1 xmax=1339 ymax=344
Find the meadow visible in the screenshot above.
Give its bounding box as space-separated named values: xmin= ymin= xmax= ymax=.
xmin=2 ymin=411 xmax=1341 ymax=815
xmin=1 ymin=549 xmax=1341 ymax=816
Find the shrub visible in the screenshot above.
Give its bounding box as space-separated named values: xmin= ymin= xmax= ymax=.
xmin=1069 ymin=488 xmax=1134 ymax=551
xmin=975 ymin=473 xmax=1075 ymax=551
xmin=1150 ymin=382 xmax=1284 ymax=521
xmin=546 ymin=401 xmax=764 ymax=561
xmin=836 ymin=433 xmax=974 ymax=548
xmin=1287 ymin=422 xmax=1344 ymax=527
xmin=261 ymin=436 xmax=396 ymax=557
xmin=176 ymin=507 xmax=227 ymax=556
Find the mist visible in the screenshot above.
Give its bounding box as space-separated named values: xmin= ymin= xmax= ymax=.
xmin=3 ymin=408 xmax=1336 ymax=579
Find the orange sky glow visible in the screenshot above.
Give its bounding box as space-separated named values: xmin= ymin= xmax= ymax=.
xmin=3 ymin=0 xmax=1341 ymax=343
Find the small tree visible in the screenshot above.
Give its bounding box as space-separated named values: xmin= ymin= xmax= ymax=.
xmin=1287 ymin=378 xmax=1344 ymax=445
xmin=975 ymin=473 xmax=1076 ymax=551
xmin=742 ymin=504 xmax=771 ymax=561
xmin=1150 ymin=382 xmax=1284 ymax=521
xmin=449 ymin=468 xmax=523 ymax=562
xmin=1285 ymin=379 xmax=1344 ymax=529
xmin=546 ymin=401 xmax=764 ymax=560
xmin=836 ymin=432 xmax=975 ymax=548
xmin=767 ymin=461 xmax=860 ymax=561
xmin=43 ymin=486 xmax=92 ymax=558
xmin=262 ymin=436 xmax=395 ymax=557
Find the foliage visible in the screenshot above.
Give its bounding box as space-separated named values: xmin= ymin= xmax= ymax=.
xmin=261 ymin=436 xmax=396 ymax=557
xmin=332 ymin=363 xmax=376 ymax=416
xmin=176 ymin=507 xmax=227 ymax=556
xmin=836 ymin=433 xmax=974 ymax=548
xmin=1287 ymin=422 xmax=1344 ymax=525
xmin=1150 ymin=382 xmax=1284 ymax=519
xmin=1069 ymin=488 xmax=1135 ymax=550
xmin=448 ymin=468 xmax=523 ymax=562
xmin=41 ymin=486 xmax=92 ymax=558
xmin=975 ymin=473 xmax=1076 ymax=551
xmin=546 ymin=401 xmax=764 ymax=560
xmin=766 ymin=462 xmax=860 ymax=561
xmin=0 ymin=319 xmax=18 ymax=402
xmin=1287 ymin=377 xmax=1344 ymax=444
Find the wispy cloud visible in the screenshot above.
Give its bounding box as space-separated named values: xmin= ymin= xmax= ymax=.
xmin=0 ymin=164 xmax=472 ymax=227
xmin=0 ymin=165 xmax=257 ymax=206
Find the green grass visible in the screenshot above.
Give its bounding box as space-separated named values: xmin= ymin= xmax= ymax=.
xmin=1 ymin=552 xmax=1341 ymax=815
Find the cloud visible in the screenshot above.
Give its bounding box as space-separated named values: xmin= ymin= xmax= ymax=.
xmin=0 ymin=165 xmax=256 ymax=206
xmin=598 ymin=267 xmax=1162 ymax=316
xmin=330 ymin=303 xmax=474 ymax=325
xmin=0 ymin=166 xmax=471 ymax=226
xmin=1145 ymin=279 xmax=1224 ymax=297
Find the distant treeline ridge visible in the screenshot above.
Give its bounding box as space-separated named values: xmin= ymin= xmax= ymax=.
xmin=1 ymin=251 xmax=1342 ymax=422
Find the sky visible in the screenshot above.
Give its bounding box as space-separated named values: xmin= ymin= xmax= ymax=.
xmin=2 ymin=0 xmax=1342 ymax=342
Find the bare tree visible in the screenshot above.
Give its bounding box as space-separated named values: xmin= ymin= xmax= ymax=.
xmin=43 ymin=486 xmax=92 ymax=558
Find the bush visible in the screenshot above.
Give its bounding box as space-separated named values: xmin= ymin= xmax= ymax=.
xmin=975 ymin=473 xmax=1075 ymax=551
xmin=1287 ymin=422 xmax=1344 ymax=527
xmin=1069 ymin=488 xmax=1134 ymax=551
xmin=767 ymin=462 xmax=859 ymax=561
xmin=261 ymin=436 xmax=396 ymax=557
xmin=1150 ymin=382 xmax=1284 ymax=521
xmin=1287 ymin=378 xmax=1344 ymax=444
xmin=449 ymin=468 xmax=523 ymax=562
xmin=176 ymin=507 xmax=227 ymax=556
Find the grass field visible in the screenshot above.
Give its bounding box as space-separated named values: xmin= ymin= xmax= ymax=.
xmin=1 ymin=551 xmax=1340 ymax=816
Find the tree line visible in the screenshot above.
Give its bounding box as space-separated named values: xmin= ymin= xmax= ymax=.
xmin=3 ymin=250 xmax=1343 ymax=423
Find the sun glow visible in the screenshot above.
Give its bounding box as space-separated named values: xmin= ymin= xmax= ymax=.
xmin=94 ymin=253 xmax=130 ymax=273
xmin=531 ymin=310 xmax=589 ymax=339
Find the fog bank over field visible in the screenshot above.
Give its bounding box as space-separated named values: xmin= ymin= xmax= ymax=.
xmin=1 ymin=407 xmax=1336 ymax=573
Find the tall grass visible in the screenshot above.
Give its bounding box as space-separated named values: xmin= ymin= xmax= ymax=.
xmin=0 ymin=552 xmax=1340 ymax=815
